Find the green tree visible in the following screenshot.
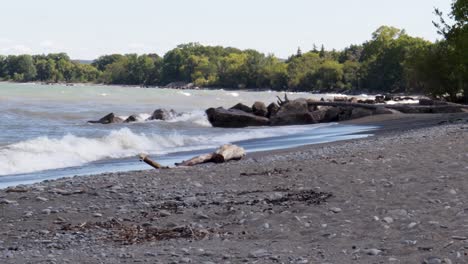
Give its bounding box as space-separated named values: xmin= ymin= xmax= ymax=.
xmin=6 ymin=55 xmax=37 ymax=81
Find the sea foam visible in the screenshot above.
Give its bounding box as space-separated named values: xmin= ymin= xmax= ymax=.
xmin=0 ymin=124 xmax=328 ymax=176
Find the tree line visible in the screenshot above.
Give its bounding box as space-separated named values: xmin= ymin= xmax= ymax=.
xmin=0 ymin=0 xmax=466 ymax=101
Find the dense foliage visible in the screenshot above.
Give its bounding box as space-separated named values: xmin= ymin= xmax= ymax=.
xmin=0 ymin=1 xmax=466 ymax=101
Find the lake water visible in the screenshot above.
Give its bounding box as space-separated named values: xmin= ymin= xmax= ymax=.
xmin=0 ymin=82 xmax=376 ymax=188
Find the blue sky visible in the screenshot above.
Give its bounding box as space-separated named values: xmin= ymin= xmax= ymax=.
xmin=0 ymin=0 xmax=452 ymax=59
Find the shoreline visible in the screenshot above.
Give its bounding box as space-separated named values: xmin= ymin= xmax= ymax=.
xmin=0 ymin=81 xmax=426 ymax=97
xmin=0 ymin=113 xmax=467 ymax=263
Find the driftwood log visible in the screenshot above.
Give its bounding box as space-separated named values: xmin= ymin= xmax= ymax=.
xmin=176 ymin=153 xmax=215 ymax=167
xmin=176 ymin=144 xmax=246 ymax=166
xmin=212 ymin=144 xmax=246 ymax=163
xmin=138 ymin=154 xmax=168 ymax=169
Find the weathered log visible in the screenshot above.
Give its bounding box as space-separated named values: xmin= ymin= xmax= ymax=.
xmin=276 ymin=93 xmax=290 ymax=106
xmin=212 ymin=144 xmax=246 ymax=163
xmin=138 ymin=154 xmax=168 ymax=169
xmin=176 ymin=144 xmax=246 ymax=166
xmin=306 ymin=101 xmax=381 ymax=110
xmin=175 ymin=153 xmax=214 ymax=166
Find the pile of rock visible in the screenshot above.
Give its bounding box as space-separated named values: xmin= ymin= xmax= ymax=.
xmin=206 ymin=98 xmax=393 ymax=128
xmin=88 ymin=109 xmax=178 ymax=124
xmin=206 ymin=96 xmax=467 ymax=128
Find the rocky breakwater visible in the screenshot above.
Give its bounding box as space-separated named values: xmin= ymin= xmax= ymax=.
xmin=206 ymin=96 xmax=392 ymax=128
xmin=206 ymin=95 xmax=468 ymax=128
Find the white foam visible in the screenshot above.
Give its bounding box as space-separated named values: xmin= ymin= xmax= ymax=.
xmin=0 ymin=124 xmax=332 ymax=176
xmin=167 ymin=110 xmax=211 ymax=127
xmin=178 ymin=91 xmax=191 ymax=96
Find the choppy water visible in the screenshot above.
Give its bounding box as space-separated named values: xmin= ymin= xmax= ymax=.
xmin=0 ymin=82 xmax=376 ymax=188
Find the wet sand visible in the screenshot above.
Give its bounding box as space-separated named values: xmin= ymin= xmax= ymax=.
xmin=0 ymin=113 xmax=467 ymax=264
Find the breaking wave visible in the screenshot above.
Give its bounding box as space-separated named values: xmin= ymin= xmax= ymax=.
xmin=0 ymin=124 xmax=328 ymax=176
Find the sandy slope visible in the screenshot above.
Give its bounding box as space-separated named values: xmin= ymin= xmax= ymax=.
xmin=0 ymin=113 xmax=467 ymax=264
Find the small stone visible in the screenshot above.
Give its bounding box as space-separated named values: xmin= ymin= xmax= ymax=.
xmin=180 ymin=257 xmax=192 ymax=263
xmin=93 ymin=213 xmax=103 ymax=218
xmin=194 ymin=211 xmax=209 ymax=219
xmin=24 ymin=211 xmax=33 ymax=218
xmin=159 ymin=210 xmax=172 ymax=217
xmin=362 ymin=248 xmax=382 ymax=256
xmin=449 ymin=189 xmax=457 ymax=195
xmin=451 ymin=236 xmax=467 ymax=240
xmin=329 ymin=207 xmax=342 ymax=213
xmin=263 ymin=223 xmax=270 ymax=229
xmin=248 ymin=249 xmax=271 ymax=258
xmin=39 ymin=230 xmax=50 ymax=235
xmin=119 ymin=253 xmax=133 ymax=259
xmin=408 ymin=222 xmax=418 ymax=229
xmin=383 ymin=217 xmax=394 ymax=224
xmin=423 ymin=257 xmax=442 ymax=264
xmin=0 ymin=199 xmax=16 ymax=205
xmin=36 ymin=196 xmax=48 ymax=202
xmin=41 ymin=209 xmax=52 ymax=215
xmin=443 ymin=258 xmax=453 ymax=264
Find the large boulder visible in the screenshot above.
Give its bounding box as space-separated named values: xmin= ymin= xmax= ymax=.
xmin=350 ymin=107 xmax=375 ymax=119
xmin=267 ymin=103 xmax=280 ymax=117
xmin=124 ymin=115 xmax=138 ymax=123
xmin=306 ymin=99 xmax=319 ymax=111
xmin=206 ymin=107 xmax=269 ymax=128
xmin=88 ymin=113 xmax=123 ymax=124
xmin=230 ymin=103 xmax=252 ymax=113
xmin=270 ymin=99 xmax=319 ymax=126
xmin=252 ymin=101 xmax=268 ymax=117
xmin=147 ymin=109 xmax=176 ymax=121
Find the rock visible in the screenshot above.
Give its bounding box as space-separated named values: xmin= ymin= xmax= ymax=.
xmin=388 ymin=209 xmax=408 ymax=218
xmin=321 ymin=106 xmax=342 ymax=122
xmin=350 ymin=107 xmax=374 ymax=119
xmin=267 ymin=103 xmax=280 ymax=117
xmin=42 ymin=209 xmax=52 ymax=215
xmin=419 ymin=98 xmax=435 ymax=105
xmin=159 ymin=210 xmax=172 ymax=217
xmin=306 ymin=99 xmax=319 ymax=111
xmin=36 ymin=196 xmax=48 ymax=202
xmin=93 ymin=213 xmax=103 ymax=218
xmin=88 ymin=113 xmax=123 ymax=124
xmin=248 ymin=249 xmax=271 ymax=258
xmin=252 ymin=101 xmax=268 ymax=117
xmin=423 ymin=257 xmax=442 ymax=264
xmin=408 ymin=222 xmax=418 ymax=228
xmin=383 ymin=217 xmax=394 ymax=224
xmin=270 ymin=99 xmax=319 ymax=126
xmin=206 ymin=107 xmax=269 ymax=128
xmin=194 ymin=211 xmax=210 ymax=219
xmin=329 ymin=207 xmax=342 ymax=213
xmin=180 ymin=257 xmax=192 ymax=263
xmin=0 ymin=199 xmax=16 ymax=205
xmin=124 ymin=115 xmax=138 ymax=123
xmin=363 ymin=248 xmax=382 ymax=256
xmin=148 ymin=109 xmax=176 ymax=121
xmin=230 ymin=103 xmax=252 ymax=113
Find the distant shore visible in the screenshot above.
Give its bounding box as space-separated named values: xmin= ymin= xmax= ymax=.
xmin=0 ymin=80 xmax=424 ymax=96
xmin=0 ymin=112 xmax=467 ymax=263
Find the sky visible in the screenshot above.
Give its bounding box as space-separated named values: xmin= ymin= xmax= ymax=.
xmin=0 ymin=0 xmax=452 ymax=60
